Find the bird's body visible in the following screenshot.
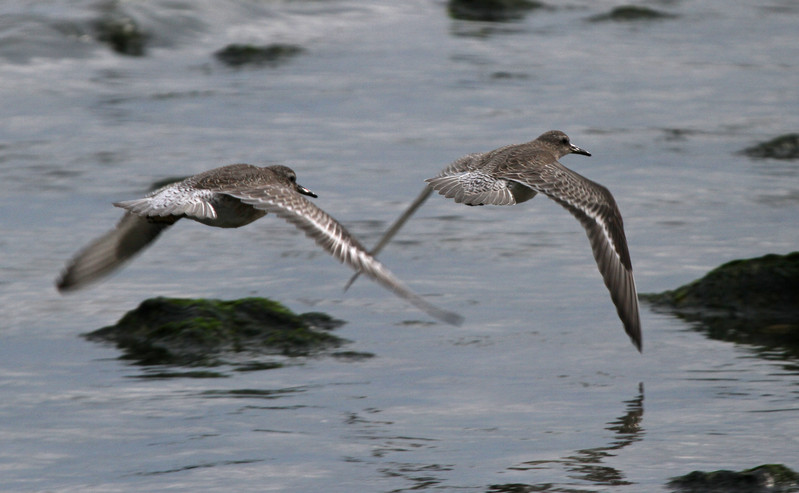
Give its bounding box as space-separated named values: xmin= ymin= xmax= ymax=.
xmin=351 ymin=131 xmax=642 ymax=350
xmin=56 ymin=164 xmax=462 ymax=326
xmin=116 ymin=164 xmax=274 ymax=228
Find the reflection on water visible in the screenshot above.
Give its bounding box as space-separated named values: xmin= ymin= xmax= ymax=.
xmin=2 ymin=0 xmax=799 ymax=491
xmin=494 ymin=384 xmax=645 ymax=491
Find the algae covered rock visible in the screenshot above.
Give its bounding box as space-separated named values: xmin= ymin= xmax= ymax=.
xmin=84 ymin=297 xmax=347 ymax=366
xmin=642 ymin=252 xmax=799 ymax=317
xmin=214 ymin=43 xmax=305 ymax=68
xmin=447 ymin=0 xmax=544 ymax=22
xmin=740 ymin=134 xmax=799 ymax=160
xmin=92 ymin=15 xmax=148 ymax=56
xmin=589 ymin=6 xmax=676 ymax=22
xmin=642 ymin=252 xmax=799 ymax=354
xmin=668 ymin=464 xmax=799 ymax=492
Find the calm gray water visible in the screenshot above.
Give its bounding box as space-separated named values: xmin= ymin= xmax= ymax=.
xmin=2 ymin=1 xmax=798 ymax=491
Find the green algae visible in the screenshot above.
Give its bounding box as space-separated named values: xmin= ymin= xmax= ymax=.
xmin=641 ymin=252 xmax=799 ymax=356
xmin=84 ymin=297 xmax=348 ymax=367
xmin=641 ymin=252 xmax=799 ymax=317
xmin=214 ymin=43 xmax=305 ymax=68
xmin=589 ymin=6 xmax=677 ymax=22
xmin=668 ymin=464 xmax=799 ymax=492
xmin=92 ymin=14 xmax=148 ymax=56
xmin=447 ymin=0 xmax=545 ymax=22
xmin=740 ymin=133 xmax=799 ymax=160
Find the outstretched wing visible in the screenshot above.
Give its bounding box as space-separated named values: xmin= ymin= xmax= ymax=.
xmin=227 ymin=186 xmax=463 ymax=326
xmin=56 ymin=212 xmax=176 ymax=292
xmin=502 ymin=162 xmax=642 ymax=351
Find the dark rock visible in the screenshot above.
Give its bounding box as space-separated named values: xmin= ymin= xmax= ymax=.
xmin=331 ymin=351 xmax=375 ymax=361
xmin=84 ymin=297 xmax=348 ymax=367
xmin=641 ymin=252 xmax=799 ymax=355
xmin=668 ymin=464 xmax=799 ymax=492
xmin=589 ymin=6 xmax=677 ymax=22
xmin=740 ymin=134 xmax=799 ymax=160
xmin=138 ymin=370 xmax=229 ymax=379
xmin=642 ymin=252 xmax=799 ymax=318
xmin=486 ymin=485 xmax=539 ymax=493
xmin=447 ymin=0 xmax=545 ymax=22
xmin=214 ymin=43 xmax=305 ymax=68
xmin=92 ymin=15 xmax=148 ymax=56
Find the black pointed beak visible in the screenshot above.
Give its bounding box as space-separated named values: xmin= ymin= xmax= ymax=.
xmin=297 ymin=184 xmax=317 ymax=198
xmin=570 ymin=144 xmax=591 ymax=157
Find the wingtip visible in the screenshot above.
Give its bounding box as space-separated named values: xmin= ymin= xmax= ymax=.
xmin=343 ymin=272 xmax=359 ymax=292
xmin=55 ymin=278 xmax=69 ymax=293
xmin=631 ymin=334 xmax=643 ymax=353
xmin=55 ymin=275 xmax=80 ymax=294
xmin=630 ymin=320 xmax=642 ymax=352
xmin=410 ymin=297 xmax=464 ymax=327
xmin=445 ymin=312 xmax=465 ymax=327
xmin=430 ymin=306 xmax=464 ymax=327
xmin=55 ymin=266 xmax=92 ymax=293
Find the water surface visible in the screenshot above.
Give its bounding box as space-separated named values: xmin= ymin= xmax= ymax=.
xmin=1 ymin=1 xmax=798 ymax=491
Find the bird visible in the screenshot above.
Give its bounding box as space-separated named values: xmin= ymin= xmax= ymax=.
xmin=346 ymin=131 xmax=641 ymax=350
xmin=55 ymin=164 xmax=463 ymax=326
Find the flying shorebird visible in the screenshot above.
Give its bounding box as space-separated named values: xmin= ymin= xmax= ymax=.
xmin=56 ymin=164 xmax=462 ymax=326
xmin=346 ymin=131 xmax=641 ymax=350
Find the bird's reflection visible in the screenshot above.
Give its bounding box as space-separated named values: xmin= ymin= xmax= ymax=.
xmin=491 ymin=383 xmax=645 ymax=492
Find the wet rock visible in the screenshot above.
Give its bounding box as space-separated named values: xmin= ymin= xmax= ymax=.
xmin=92 ymin=14 xmax=148 ymax=56
xmin=214 ymin=43 xmax=305 ymax=68
xmin=487 ymin=485 xmax=538 ymax=492
xmin=84 ymin=297 xmax=347 ymax=366
xmin=447 ymin=0 xmax=545 ymax=22
xmin=740 ymin=133 xmax=799 ymax=160
xmin=642 ymin=252 xmax=799 ymax=317
xmin=667 ymin=464 xmax=799 ymax=492
xmin=589 ymin=6 xmax=677 ymax=22
xmin=641 ymin=252 xmax=799 ymax=354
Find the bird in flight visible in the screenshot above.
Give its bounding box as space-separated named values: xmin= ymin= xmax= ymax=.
xmin=56 ymin=164 xmax=463 ymax=326
xmin=347 ymin=131 xmax=641 ymax=350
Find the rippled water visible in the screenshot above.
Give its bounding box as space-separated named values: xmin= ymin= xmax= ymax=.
xmin=1 ymin=1 xmax=798 ymax=491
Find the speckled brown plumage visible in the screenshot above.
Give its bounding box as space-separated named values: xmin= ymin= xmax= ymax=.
xmin=356 ymin=131 xmax=641 ymax=350
xmin=56 ymin=164 xmax=462 ymax=326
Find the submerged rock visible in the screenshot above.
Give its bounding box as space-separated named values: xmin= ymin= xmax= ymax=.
xmin=447 ymin=0 xmax=545 ymax=22
xmin=92 ymin=14 xmax=148 ymax=56
xmin=84 ymin=297 xmax=348 ymax=366
xmin=589 ymin=6 xmax=677 ymax=22
xmin=668 ymin=464 xmax=799 ymax=492
xmin=740 ymin=133 xmax=799 ymax=160
xmin=641 ymin=252 xmax=799 ymax=354
xmin=214 ymin=43 xmax=305 ymax=68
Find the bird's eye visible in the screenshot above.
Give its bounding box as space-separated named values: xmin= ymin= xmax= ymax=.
xmin=289 ymin=175 xmax=296 ymax=183
xmin=561 ymin=137 xmax=569 ymax=145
